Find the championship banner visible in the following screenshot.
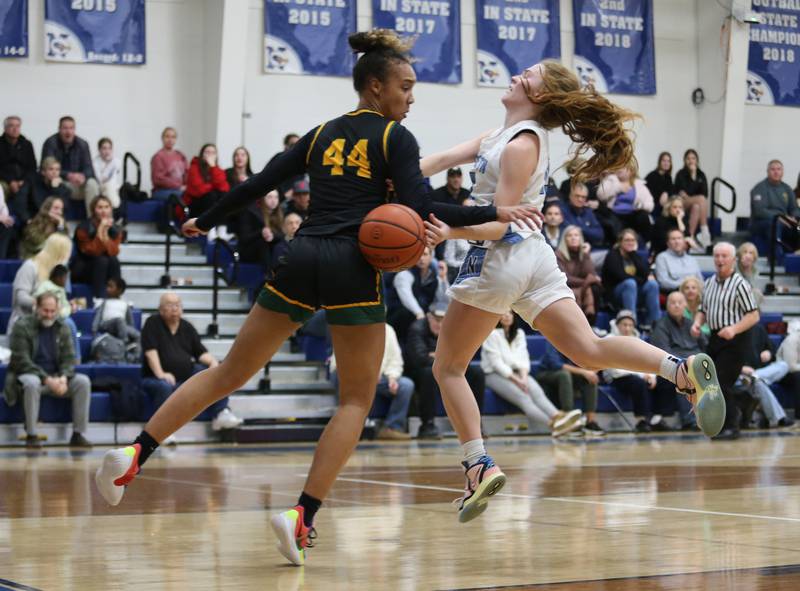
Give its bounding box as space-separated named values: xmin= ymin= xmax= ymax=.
xmin=372 ymin=0 xmax=461 ymax=84
xmin=475 ymin=0 xmax=559 ymax=88
xmin=572 ymin=0 xmax=655 ymax=95
xmin=44 ymin=0 xmax=145 ymax=65
xmin=747 ymin=0 xmax=800 ymax=107
xmin=0 ymin=0 xmax=27 ymax=58
xmin=263 ymin=0 xmax=356 ymax=77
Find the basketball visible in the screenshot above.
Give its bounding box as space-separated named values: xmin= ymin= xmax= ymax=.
xmin=358 ymin=204 xmax=426 ymax=272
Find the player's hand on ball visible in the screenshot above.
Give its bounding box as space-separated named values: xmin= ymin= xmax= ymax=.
xmin=497 ymin=204 xmax=543 ymax=230
xmin=424 ymin=214 xmax=451 ymax=247
xmin=182 ymin=218 xmax=207 ymax=238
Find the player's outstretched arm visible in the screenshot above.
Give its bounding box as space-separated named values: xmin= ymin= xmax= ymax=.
xmin=419 ymin=130 xmax=491 ymax=177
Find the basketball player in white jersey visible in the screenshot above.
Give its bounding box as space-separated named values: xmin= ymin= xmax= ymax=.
xmin=419 ymin=61 xmax=725 ymax=523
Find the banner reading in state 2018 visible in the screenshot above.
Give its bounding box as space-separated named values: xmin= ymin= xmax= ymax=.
xmin=264 ymin=0 xmax=356 ymax=77
xmin=44 ymin=0 xmax=145 ymax=65
xmin=747 ymin=0 xmax=800 ymax=107
xmin=372 ymin=0 xmax=461 ymax=84
xmin=1 ymin=0 xmax=27 ymax=58
xmin=572 ymin=0 xmax=655 ymax=95
xmin=475 ymin=0 xmax=559 ymax=88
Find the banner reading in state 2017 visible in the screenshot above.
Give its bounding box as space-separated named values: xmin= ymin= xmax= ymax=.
xmin=44 ymin=0 xmax=145 ymax=65
xmin=572 ymin=0 xmax=655 ymax=95
xmin=1 ymin=0 xmax=27 ymax=58
xmin=372 ymin=0 xmax=461 ymax=84
xmin=264 ymin=0 xmax=356 ymax=77
xmin=747 ymin=0 xmax=800 ymax=107
xmin=475 ymin=0 xmax=559 ymax=88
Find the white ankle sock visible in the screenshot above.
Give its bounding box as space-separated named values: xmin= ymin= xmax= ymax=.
xmin=658 ymin=354 xmax=683 ymax=385
xmin=462 ymin=439 xmax=486 ymax=466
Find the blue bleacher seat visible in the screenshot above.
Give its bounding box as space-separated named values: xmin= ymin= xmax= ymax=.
xmin=206 ymin=240 xmax=238 ymax=267
xmin=526 ymin=334 xmax=547 ymax=359
xmin=760 ymin=312 xmax=783 ymax=326
xmin=0 ymin=308 xmax=12 ymax=333
xmin=126 ymin=200 xmax=164 ymax=223
xmin=0 ymin=283 xmax=11 ymax=307
xmin=595 ymin=311 xmax=610 ymax=331
xmin=73 ymin=308 xmax=142 ymax=333
xmin=0 ymin=260 xmax=22 ymax=282
xmin=70 ymin=283 xmax=94 ymax=309
xmin=701 ymin=270 xmax=714 ymax=280
xmin=785 ymin=254 xmax=800 ymax=274
xmin=709 ymin=218 xmax=722 ymax=237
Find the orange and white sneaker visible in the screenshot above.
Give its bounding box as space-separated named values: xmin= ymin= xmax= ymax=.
xmin=455 ymin=455 xmax=506 ymax=523
xmin=95 ymin=444 xmax=141 ymax=506
xmin=270 ymin=505 xmax=317 ymax=566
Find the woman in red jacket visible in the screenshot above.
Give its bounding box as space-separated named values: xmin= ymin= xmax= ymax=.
xmin=184 ymin=144 xmax=229 ymax=219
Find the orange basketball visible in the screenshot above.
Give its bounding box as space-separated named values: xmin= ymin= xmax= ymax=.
xmin=358 ymin=204 xmax=426 ymax=272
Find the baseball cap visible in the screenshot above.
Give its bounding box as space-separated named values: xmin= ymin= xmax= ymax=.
xmin=615 ymin=309 xmax=636 ymax=324
xmin=292 ymin=177 xmax=310 ymax=194
xmin=428 ymin=301 xmax=448 ymax=318
xmin=447 ymin=167 xmax=462 ymax=177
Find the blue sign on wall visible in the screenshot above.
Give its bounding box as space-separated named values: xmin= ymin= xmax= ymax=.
xmin=747 ymin=1 xmax=800 ymax=107
xmin=0 ymin=0 xmax=27 ymax=58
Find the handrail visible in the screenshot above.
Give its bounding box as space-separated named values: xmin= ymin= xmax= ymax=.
xmin=765 ymin=213 xmax=799 ymax=294
xmin=122 ymin=152 xmax=141 ymax=188
xmin=710 ymin=177 xmax=737 ymax=218
xmin=207 ymin=237 xmax=240 ymax=338
xmin=160 ymin=193 xmax=190 ymax=288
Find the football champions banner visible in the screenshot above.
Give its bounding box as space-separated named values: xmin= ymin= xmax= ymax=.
xmin=572 ymin=0 xmax=655 ymax=95
xmin=0 ymin=0 xmax=27 ymax=58
xmin=263 ymin=0 xmax=356 ymax=77
xmin=44 ymin=0 xmax=145 ymax=65
xmin=475 ymin=0 xmax=559 ymax=88
xmin=372 ymin=0 xmax=461 ymax=84
xmin=747 ymin=0 xmax=800 ymax=107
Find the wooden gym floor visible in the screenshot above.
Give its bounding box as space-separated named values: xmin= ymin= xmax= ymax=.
xmin=3 ymin=431 xmax=800 ymax=590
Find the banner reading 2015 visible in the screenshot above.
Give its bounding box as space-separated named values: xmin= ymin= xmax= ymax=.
xmin=373 ymin=0 xmax=461 ymax=84
xmin=264 ymin=0 xmax=356 ymax=77
xmin=44 ymin=0 xmax=145 ymax=65
xmin=475 ymin=0 xmax=559 ymax=88
xmin=747 ymin=1 xmax=800 ymax=107
xmin=1 ymin=0 xmax=28 ymax=58
xmin=572 ymin=0 xmax=655 ymax=95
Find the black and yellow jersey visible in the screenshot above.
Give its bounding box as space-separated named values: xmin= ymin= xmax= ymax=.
xmin=196 ymin=109 xmax=497 ymax=235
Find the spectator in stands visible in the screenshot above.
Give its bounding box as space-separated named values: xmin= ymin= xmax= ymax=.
xmin=542 ymin=201 xmax=564 ymax=249
xmin=777 ymin=319 xmax=800 ymax=405
xmin=281 ymin=176 xmax=310 ymax=220
xmin=644 ymin=151 xmax=674 ymax=218
xmin=556 ymin=225 xmax=601 ymax=325
xmin=443 ymin=231 xmax=470 ymax=284
xmin=41 ymin=116 xmax=99 ymax=215
xmin=5 ymin=292 xmax=92 ymax=449
xmin=795 ymin=173 xmax=800 ymax=204
xmin=654 ymin=228 xmax=703 ymax=292
xmin=150 ymin=127 xmax=188 ymax=201
xmin=20 ymin=197 xmax=68 ymax=259
xmin=92 ymin=138 xmax=122 ymax=211
xmin=0 ymin=183 xmax=16 ymax=258
xmin=750 ymin=159 xmax=799 ymax=251
xmin=737 ymin=322 xmax=793 ymax=428
xmin=431 ymin=167 xmax=470 ymax=205
xmin=604 ymin=310 xmax=657 ymax=432
xmin=270 ymin=212 xmax=302 ymax=270
xmin=596 ymin=165 xmax=654 ymax=245
xmin=141 ymin=292 xmax=243 ymax=439
xmin=185 ymin=143 xmax=229 ymax=219
xmin=330 ymin=324 xmax=413 ymax=440
xmin=602 ymin=228 xmax=661 ymax=328
xmin=8 ymin=233 xmax=72 ymax=334
xmin=650 ymin=291 xmax=703 ymax=430
xmin=691 ymin=242 xmax=760 ymax=440
xmin=674 ymin=149 xmax=711 ymax=249
xmin=71 ymin=196 xmax=122 ymax=298
xmin=225 ymin=146 xmax=253 ymax=189
xmin=560 ymin=181 xmax=605 ymax=249
xmin=736 ymin=242 xmax=764 ymax=307
xmin=237 ymin=190 xmax=283 ymax=270
xmin=481 ymin=311 xmax=584 ymax=437
xmin=0 ymin=115 xmax=37 ymax=225
xmin=32 ymin=157 xmax=72 ymax=214
xmin=652 ymin=196 xmax=700 ymax=255
xmin=92 ymin=277 xmax=140 ymax=346
xmin=406 ymin=302 xmax=485 ymax=440
xmin=387 ymin=247 xmax=449 ymax=343
xmin=536 ymin=341 xmax=603 ymax=437
xmin=268 ymin=133 xmax=301 ymax=199
xmin=33 ymin=264 xmax=80 ymax=362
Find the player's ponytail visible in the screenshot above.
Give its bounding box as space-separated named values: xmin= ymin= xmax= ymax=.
xmin=529 ymin=61 xmax=639 ymax=184
xmin=349 ymin=29 xmax=414 ymax=93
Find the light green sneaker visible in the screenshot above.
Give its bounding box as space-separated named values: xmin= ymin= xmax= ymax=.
xmin=683 ymin=354 xmax=726 ymax=438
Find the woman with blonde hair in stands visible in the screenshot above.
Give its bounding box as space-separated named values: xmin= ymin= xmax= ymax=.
xmin=679 ymin=275 xmax=709 ymax=336
xmin=555 ymin=225 xmax=601 ymax=325
xmin=8 ymin=232 xmax=73 ymax=334
xmin=737 ymin=241 xmax=764 ymax=306
xmin=20 ymin=197 xmax=69 ymax=259
xmin=596 ymin=163 xmax=654 ymax=245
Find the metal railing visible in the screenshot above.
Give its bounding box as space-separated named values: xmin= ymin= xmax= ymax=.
xmin=765 ymin=213 xmax=800 ymax=295
xmin=160 ymin=194 xmax=189 ymax=288
xmin=207 ymin=237 xmax=239 ymax=338
xmin=122 ymin=152 xmax=141 ymax=188
xmin=710 ymin=176 xmax=737 ymax=218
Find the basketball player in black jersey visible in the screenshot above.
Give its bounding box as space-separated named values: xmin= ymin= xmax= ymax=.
xmin=95 ymin=30 xmax=543 ymax=566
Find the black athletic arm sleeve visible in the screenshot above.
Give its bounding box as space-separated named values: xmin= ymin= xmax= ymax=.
xmin=387 ymin=124 xmax=497 ymax=227
xmin=195 ymin=129 xmax=316 ymax=231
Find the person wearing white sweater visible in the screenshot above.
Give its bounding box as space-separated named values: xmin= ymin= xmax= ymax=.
xmin=330 ymin=324 xmax=413 ymax=440
xmin=92 ymin=137 xmax=122 ymax=209
xmin=777 ymin=319 xmax=800 ymax=405
xmin=481 ymin=311 xmax=583 ymax=437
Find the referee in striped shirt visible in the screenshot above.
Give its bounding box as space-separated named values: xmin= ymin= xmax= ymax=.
xmin=691 ymin=242 xmax=760 ymax=439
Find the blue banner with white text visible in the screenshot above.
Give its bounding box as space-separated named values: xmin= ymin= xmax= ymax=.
xmin=372 ymin=0 xmax=461 ymax=84
xmin=475 ymin=0 xmax=559 ymax=88
xmin=264 ymin=0 xmax=356 ymax=77
xmin=0 ymin=0 xmax=28 ymax=58
xmin=572 ymin=0 xmax=655 ymax=95
xmin=44 ymin=0 xmax=145 ymax=65
xmin=747 ymin=1 xmax=800 ymax=107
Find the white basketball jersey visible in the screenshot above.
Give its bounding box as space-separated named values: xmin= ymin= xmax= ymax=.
xmin=470 ymin=120 xmax=549 ymax=242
